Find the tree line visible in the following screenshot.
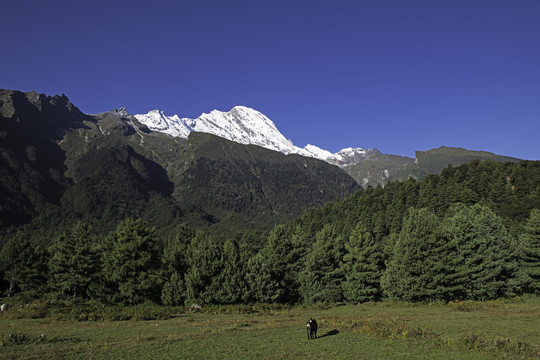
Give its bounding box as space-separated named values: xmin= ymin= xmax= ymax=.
xmin=1 ymin=204 xmax=539 ymax=305
xmin=1 ymin=160 xmax=540 ymax=304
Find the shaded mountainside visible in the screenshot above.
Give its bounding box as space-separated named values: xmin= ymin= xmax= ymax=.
xmin=0 ymin=89 xmax=359 ymax=240
xmin=0 ymin=90 xmax=89 ymax=228
xmin=342 ymin=146 xmax=521 ymax=188
xmin=0 ymin=88 xmax=526 ymax=241
xmin=176 ymin=133 xmax=359 ymax=228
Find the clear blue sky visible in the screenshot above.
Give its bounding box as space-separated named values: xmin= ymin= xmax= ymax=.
xmin=3 ymin=0 xmax=540 ymax=159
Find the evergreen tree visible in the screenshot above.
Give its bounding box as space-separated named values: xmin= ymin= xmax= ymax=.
xmin=381 ymin=232 xmax=399 ymax=267
xmin=184 ymin=232 xmax=222 ymax=304
xmin=341 ymin=223 xmax=382 ymax=303
xmin=161 ymin=271 xmax=186 ymax=306
xmin=162 ymin=224 xmax=194 ymax=275
xmin=434 ymin=212 xmax=470 ymax=301
xmin=442 ymin=204 xmax=522 ymax=300
xmin=213 ymin=239 xmax=247 ymax=304
xmin=257 ymin=225 xmax=298 ymax=303
xmin=48 ymin=222 xmax=100 ymax=300
xmin=161 ymin=224 xmax=194 ymax=305
xmin=381 ymin=208 xmax=442 ymax=302
xmin=469 ymin=204 xmax=522 ymax=299
xmin=0 ymin=231 xmax=48 ymax=298
xmin=299 ymin=224 xmax=345 ymax=303
xmin=102 ymin=219 xmax=163 ymax=304
xmin=244 ymin=252 xmax=283 ymax=303
xmin=519 ymin=208 xmax=540 ymax=294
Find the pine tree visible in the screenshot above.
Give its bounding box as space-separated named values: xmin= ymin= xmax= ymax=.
xmin=161 ymin=271 xmax=186 ymax=306
xmin=184 ymin=232 xmax=222 ymax=304
xmin=257 ymin=225 xmax=298 ymax=303
xmin=470 ymin=204 xmax=521 ymax=299
xmin=161 ymin=224 xmax=194 ymax=305
xmin=341 ymin=223 xmax=382 ymax=303
xmin=435 ymin=205 xmax=474 ymax=301
xmin=443 ymin=204 xmax=522 ymax=300
xmin=244 ymin=252 xmax=283 ymax=303
xmin=299 ymin=224 xmax=345 ymax=303
xmin=48 ymin=222 xmax=100 ymax=300
xmin=162 ymin=224 xmax=194 ymax=275
xmin=381 ymin=208 xmax=442 ymax=302
xmin=213 ymin=239 xmax=247 ymax=304
xmin=520 ymin=208 xmax=540 ymax=294
xmin=0 ymin=231 xmax=48 ymax=298
xmin=102 ymin=218 xmax=163 ymax=304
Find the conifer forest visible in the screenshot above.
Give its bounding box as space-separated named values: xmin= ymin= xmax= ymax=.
xmin=2 ymin=159 xmax=539 ymax=305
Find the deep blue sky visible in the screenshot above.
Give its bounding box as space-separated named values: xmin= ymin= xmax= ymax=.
xmin=3 ymin=0 xmax=540 ymax=159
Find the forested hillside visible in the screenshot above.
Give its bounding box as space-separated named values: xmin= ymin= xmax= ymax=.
xmin=2 ymin=159 xmax=539 ymax=304
xmin=0 ymin=89 xmax=358 ymax=244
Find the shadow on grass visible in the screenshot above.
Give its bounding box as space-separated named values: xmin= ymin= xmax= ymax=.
xmin=316 ymin=330 xmax=339 ymax=339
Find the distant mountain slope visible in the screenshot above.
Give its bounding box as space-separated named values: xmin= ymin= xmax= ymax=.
xmin=340 ymin=150 xmax=419 ymax=188
xmin=340 ymin=146 xmax=521 ymax=187
xmin=415 ymin=146 xmax=521 ymax=174
xmin=0 ymin=89 xmax=359 ymax=238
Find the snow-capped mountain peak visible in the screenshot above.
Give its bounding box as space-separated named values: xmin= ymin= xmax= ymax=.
xmin=134 ymin=106 xmax=299 ymax=154
xmin=133 ymin=106 xmax=369 ymax=164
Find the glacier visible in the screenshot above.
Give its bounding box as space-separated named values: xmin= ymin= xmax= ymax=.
xmin=133 ymin=106 xmax=369 ymax=165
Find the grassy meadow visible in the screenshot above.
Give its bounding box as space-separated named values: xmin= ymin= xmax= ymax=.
xmin=1 ymin=297 xmax=539 ymax=359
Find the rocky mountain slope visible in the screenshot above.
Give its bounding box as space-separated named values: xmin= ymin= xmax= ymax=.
xmin=0 ymin=88 xmax=524 ymax=239
xmin=0 ymin=89 xmax=359 ymax=238
xmin=133 ymin=106 xmax=521 ymax=188
xmin=340 ymin=146 xmax=521 ymax=188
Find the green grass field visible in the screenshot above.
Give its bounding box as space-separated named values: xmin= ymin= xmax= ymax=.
xmin=1 ymin=297 xmax=539 ymax=359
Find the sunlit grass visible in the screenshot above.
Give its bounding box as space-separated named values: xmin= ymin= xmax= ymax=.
xmin=1 ymin=297 xmax=538 ymax=359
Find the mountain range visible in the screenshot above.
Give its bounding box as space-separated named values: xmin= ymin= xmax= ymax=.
xmin=132 ymin=106 xmax=521 ymax=188
xmin=0 ymin=89 xmax=522 ymax=239
xmin=0 ymin=89 xmax=357 ymax=238
xmin=133 ymin=106 xmax=376 ymax=164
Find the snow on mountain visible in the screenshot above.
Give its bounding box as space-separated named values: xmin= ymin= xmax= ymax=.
xmin=135 ymin=106 xmax=299 ymax=153
xmin=336 ymin=147 xmax=375 ymax=163
xmin=133 ymin=110 xmax=192 ymax=138
xmin=303 ymin=144 xmax=340 ymax=161
xmin=134 ymin=106 xmax=368 ymax=164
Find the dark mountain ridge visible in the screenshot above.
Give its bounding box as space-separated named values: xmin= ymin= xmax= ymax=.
xmin=0 ymin=88 xmax=528 ymax=242
xmin=0 ymin=89 xmax=358 ymax=240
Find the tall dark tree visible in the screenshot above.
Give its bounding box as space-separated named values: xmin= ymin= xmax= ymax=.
xmin=341 ymin=223 xmax=382 ymax=303
xmin=381 ymin=208 xmax=442 ymax=302
xmin=299 ymin=224 xmax=345 ymax=303
xmin=213 ymin=239 xmax=247 ymax=304
xmin=102 ymin=218 xmax=163 ymax=304
xmin=0 ymin=231 xmax=48 ymax=298
xmin=48 ymin=222 xmax=100 ymax=300
xmin=442 ymin=204 xmax=523 ymax=300
xmin=161 ymin=224 xmax=195 ymax=305
xmin=244 ymin=252 xmax=283 ymax=303
xmin=184 ymin=232 xmax=222 ymax=304
xmin=519 ymin=208 xmax=540 ymax=294
xmin=256 ymin=225 xmax=298 ymax=303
